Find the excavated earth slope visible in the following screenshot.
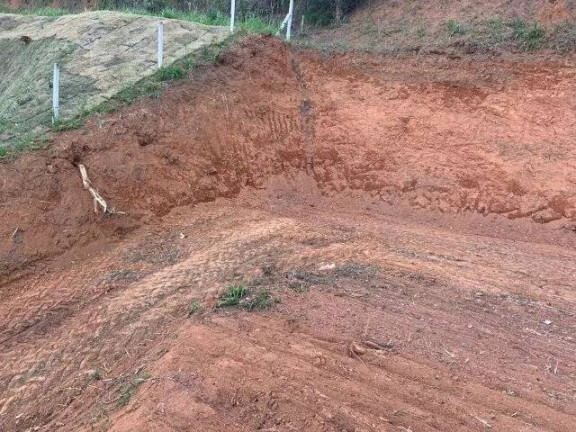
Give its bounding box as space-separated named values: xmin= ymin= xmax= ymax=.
xmin=1 ymin=37 xmax=576 ymax=432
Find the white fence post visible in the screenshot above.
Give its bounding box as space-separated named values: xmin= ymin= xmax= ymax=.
xmin=286 ymin=0 xmax=294 ymax=41
xmin=230 ymin=0 xmax=236 ymax=33
xmin=157 ymin=21 xmax=164 ymax=68
xmin=52 ymin=63 xmax=60 ymax=123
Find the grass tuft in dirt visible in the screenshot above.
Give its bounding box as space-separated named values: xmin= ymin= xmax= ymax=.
xmin=446 ymin=20 xmax=466 ymax=37
xmin=216 ymin=285 xmax=277 ymax=310
xmin=217 ymin=285 xmax=248 ymax=308
xmin=509 ymin=19 xmax=545 ymax=49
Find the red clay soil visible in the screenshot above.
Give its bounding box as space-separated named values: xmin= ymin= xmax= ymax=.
xmin=1 ymin=36 xmax=576 ymax=432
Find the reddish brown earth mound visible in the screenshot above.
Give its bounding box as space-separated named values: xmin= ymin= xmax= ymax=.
xmin=2 ymin=36 xmax=576 ymax=280
xmin=1 ymin=37 xmax=576 ymax=432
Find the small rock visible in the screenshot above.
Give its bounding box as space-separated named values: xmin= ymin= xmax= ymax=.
xmin=544 ymin=319 xmax=552 ymax=325
xmin=319 ymin=263 xmax=336 ymax=271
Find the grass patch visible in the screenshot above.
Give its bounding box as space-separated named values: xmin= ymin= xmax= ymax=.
xmin=509 ymin=19 xmax=545 ymax=49
xmin=117 ymin=372 xmax=151 ymax=408
xmin=2 ymin=6 xmax=277 ymax=36
xmin=216 ymin=285 xmax=277 ymax=310
xmin=0 ymin=134 xmax=51 ymax=162
xmin=52 ymin=117 xmax=83 ymax=132
xmin=446 ymin=20 xmax=465 ymax=37
xmin=485 ymin=17 xmax=504 ymax=42
xmin=157 ymin=64 xmax=186 ymax=81
xmin=109 ymin=8 xmax=275 ymax=34
xmin=217 ymin=285 xmax=248 ymax=308
xmin=237 ymin=15 xmax=276 ymax=35
xmin=0 ymin=6 xmax=70 ymax=16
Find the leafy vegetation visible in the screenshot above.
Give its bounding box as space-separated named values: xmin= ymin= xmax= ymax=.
xmin=5 ymin=0 xmax=363 ymax=28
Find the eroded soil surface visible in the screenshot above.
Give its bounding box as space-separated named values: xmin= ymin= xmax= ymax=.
xmin=1 ymin=37 xmax=576 ymax=431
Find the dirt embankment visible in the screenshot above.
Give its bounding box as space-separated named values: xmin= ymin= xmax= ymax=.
xmin=0 ymin=37 xmax=307 ymax=281
xmin=1 ymin=36 xmax=576 ymax=432
xmin=2 ymin=36 xmax=576 ymax=281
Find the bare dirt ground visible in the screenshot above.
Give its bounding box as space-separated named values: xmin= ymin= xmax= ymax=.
xmin=1 ymin=37 xmax=576 ymax=431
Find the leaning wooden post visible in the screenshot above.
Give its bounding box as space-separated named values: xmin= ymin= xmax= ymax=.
xmin=52 ymin=62 xmax=60 ymax=124
xmin=286 ymin=0 xmax=294 ymax=41
xmin=230 ymin=0 xmax=236 ymax=33
xmin=157 ymin=21 xmax=164 ymax=69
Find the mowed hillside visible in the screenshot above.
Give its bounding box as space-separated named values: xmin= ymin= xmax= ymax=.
xmin=0 ymin=11 xmax=227 ymax=147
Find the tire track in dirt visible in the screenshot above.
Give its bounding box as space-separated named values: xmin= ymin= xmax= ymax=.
xmin=290 ymin=52 xmax=315 ymax=174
